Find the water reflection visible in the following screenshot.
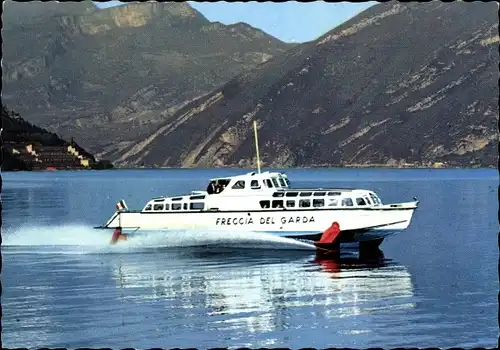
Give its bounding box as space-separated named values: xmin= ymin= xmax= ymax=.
xmin=110 ymin=249 xmax=415 ymax=335
xmin=3 ymin=277 xmax=57 ymax=348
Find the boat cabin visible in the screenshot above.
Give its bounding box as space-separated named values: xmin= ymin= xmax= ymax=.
xmin=140 ymin=171 xmax=383 ymax=213
xmin=205 ymin=171 xmax=290 ymax=194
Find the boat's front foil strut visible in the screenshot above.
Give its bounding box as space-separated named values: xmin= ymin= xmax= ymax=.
xmin=110 ymin=227 xmax=128 ymax=244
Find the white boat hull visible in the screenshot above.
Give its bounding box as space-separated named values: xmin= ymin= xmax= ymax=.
xmin=99 ymin=201 xmax=418 ymax=244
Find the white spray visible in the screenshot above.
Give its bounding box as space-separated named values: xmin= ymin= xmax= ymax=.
xmin=2 ymin=224 xmax=316 ymax=253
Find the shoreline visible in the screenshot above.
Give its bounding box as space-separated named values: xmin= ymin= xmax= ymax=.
xmin=1 ymin=165 xmax=497 ymax=172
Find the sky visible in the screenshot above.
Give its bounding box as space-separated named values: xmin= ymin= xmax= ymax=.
xmin=93 ymin=1 xmax=376 ymax=43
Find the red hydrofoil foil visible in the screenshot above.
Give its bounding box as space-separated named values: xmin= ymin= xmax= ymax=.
xmin=110 ymin=228 xmax=128 ymax=244
xmin=314 ymin=221 xmax=341 ymax=253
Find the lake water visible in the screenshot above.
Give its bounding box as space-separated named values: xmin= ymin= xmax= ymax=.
xmin=1 ymin=168 xmax=498 ymax=348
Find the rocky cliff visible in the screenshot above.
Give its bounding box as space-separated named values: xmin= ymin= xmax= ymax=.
xmin=2 ymin=1 xmax=292 ymax=159
xmin=112 ymin=1 xmax=498 ymax=168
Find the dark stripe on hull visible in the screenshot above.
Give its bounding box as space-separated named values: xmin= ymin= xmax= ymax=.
xmin=284 ymin=228 xmax=383 ymax=243
xmin=284 ymin=233 xmax=323 ymax=241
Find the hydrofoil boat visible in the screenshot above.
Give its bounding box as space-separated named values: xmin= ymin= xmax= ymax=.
xmin=96 ymin=122 xmax=419 ymax=254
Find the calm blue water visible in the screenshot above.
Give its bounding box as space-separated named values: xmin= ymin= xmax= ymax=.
xmin=2 ymin=168 xmax=498 ymax=348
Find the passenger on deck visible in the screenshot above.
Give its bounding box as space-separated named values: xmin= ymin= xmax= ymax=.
xmin=207 ymin=182 xmax=215 ymax=194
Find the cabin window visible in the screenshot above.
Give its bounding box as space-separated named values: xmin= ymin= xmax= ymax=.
xmin=313 ymin=192 xmax=326 ymax=196
xmin=272 ymin=178 xmax=280 ymax=188
xmin=272 ymin=192 xmax=284 ymax=197
xmin=342 ymin=198 xmax=354 ymax=207
xmin=299 ymin=199 xmax=311 ymax=208
xmin=299 ymin=192 xmax=312 ymax=197
xmin=172 ymin=197 xmax=182 ymax=201
xmin=328 ymin=191 xmax=342 ymax=196
xmin=364 ymin=196 xmax=372 ymax=205
xmin=232 ymin=180 xmax=245 ymax=189
xmin=144 ymin=204 xmax=152 ymax=211
xmin=153 ymin=199 xmax=165 ymax=203
xmin=328 ymin=199 xmax=338 ymax=207
xmin=165 ymin=203 xmax=170 ymax=210
xmin=278 ymin=178 xmax=287 ymax=187
xmin=265 ymin=179 xmax=273 ymax=188
xmin=183 ymin=203 xmax=188 ymax=210
xmin=172 ymin=203 xmax=182 ymax=210
xmin=190 ymin=202 xmax=204 ymax=210
xmin=272 ymin=200 xmax=284 ymax=208
xmin=286 ymin=200 xmax=295 ymax=208
xmin=356 ymin=197 xmax=367 ymax=206
xmin=260 ymin=200 xmax=270 ymax=209
xmin=313 ymin=199 xmax=325 ymax=207
xmin=153 ymin=204 xmax=164 ymax=211
xmin=285 ymin=192 xmax=298 ymax=197
xmin=370 ymin=193 xmax=381 ymax=205
xmin=250 ymin=180 xmax=261 ymax=189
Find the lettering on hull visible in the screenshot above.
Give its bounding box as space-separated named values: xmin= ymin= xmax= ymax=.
xmin=215 ymin=217 xmax=254 ymax=225
xmin=215 ymin=216 xmax=315 ymax=226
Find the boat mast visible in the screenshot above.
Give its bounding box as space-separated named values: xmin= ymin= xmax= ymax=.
xmin=253 ymin=120 xmax=261 ymax=174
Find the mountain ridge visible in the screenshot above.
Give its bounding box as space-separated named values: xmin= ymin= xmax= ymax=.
xmin=111 ymin=1 xmax=498 ymax=169
xmin=2 ymin=0 xmax=294 ymax=158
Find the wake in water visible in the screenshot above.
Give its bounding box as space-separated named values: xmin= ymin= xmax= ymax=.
xmin=3 ymin=224 xmax=111 ymax=247
xmin=2 ymin=224 xmax=316 ymax=254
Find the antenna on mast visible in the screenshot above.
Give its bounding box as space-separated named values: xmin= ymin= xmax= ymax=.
xmin=253 ymin=120 xmax=261 ymax=174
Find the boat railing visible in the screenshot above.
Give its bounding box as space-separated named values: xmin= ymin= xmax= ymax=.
xmin=286 ymin=187 xmax=356 ymax=191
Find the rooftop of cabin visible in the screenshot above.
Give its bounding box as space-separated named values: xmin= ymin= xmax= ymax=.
xmin=209 ymin=171 xmax=285 ymax=182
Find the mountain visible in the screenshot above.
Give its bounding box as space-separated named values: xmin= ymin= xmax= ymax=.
xmin=2 ymin=1 xmax=292 ymax=158
xmin=112 ymin=1 xmax=498 ymax=168
xmin=2 ymin=0 xmax=97 ymax=28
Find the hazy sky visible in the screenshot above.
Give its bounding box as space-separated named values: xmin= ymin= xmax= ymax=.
xmin=93 ymin=1 xmax=376 ymax=43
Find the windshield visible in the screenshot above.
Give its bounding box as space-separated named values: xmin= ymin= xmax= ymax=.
xmin=271 ymin=178 xmax=279 ymax=188
xmin=278 ymin=177 xmax=287 ymax=187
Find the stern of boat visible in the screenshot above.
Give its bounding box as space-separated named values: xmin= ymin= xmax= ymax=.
xmin=94 ymin=200 xmax=139 ymax=244
xmin=94 ymin=213 xmax=119 ymax=230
